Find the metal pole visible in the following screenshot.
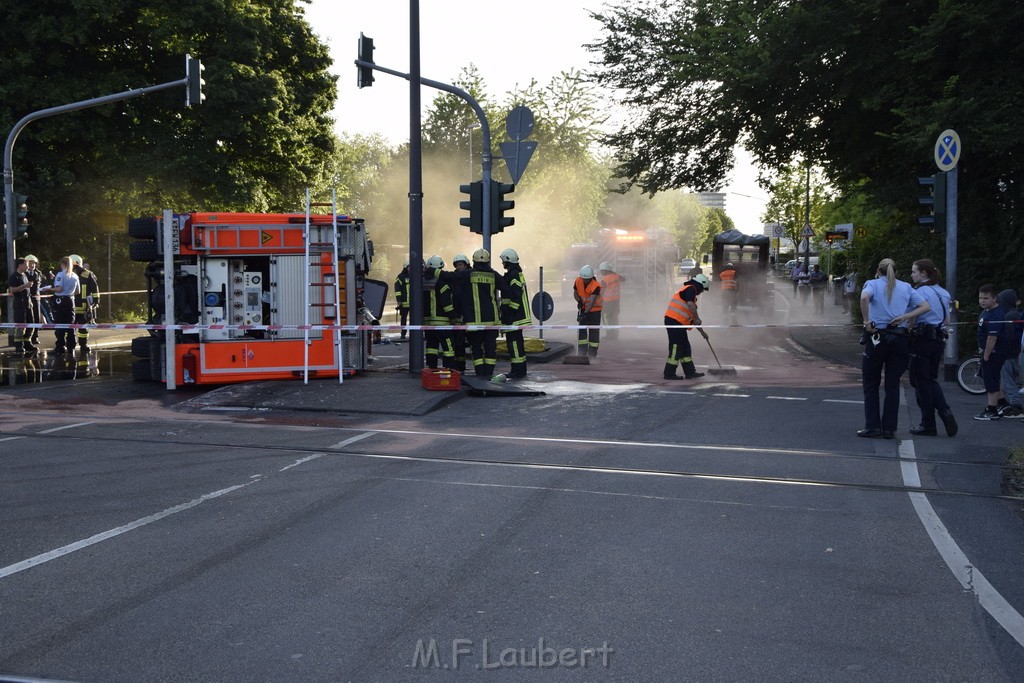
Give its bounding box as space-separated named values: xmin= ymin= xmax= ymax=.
xmin=538 ymin=266 xmax=544 ymax=341
xmin=944 ymin=167 xmax=958 ymax=381
xmin=107 ymin=233 xmax=112 ymax=320
xmin=467 ymin=122 xmax=480 ymax=181
xmin=408 ymin=0 xmax=424 ymax=372
xmin=803 ymin=163 xmax=811 ymax=272
xmin=162 ymin=209 xmax=176 ymax=390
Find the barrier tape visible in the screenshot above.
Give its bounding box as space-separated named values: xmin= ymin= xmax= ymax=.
xmin=0 ymin=289 xmax=147 ymax=298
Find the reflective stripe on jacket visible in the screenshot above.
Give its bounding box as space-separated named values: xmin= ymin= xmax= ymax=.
xmin=574 ymin=277 xmax=602 ymax=312
xmin=501 ymin=268 xmax=532 ymax=326
xmin=719 ymin=269 xmax=737 ymax=291
xmin=600 ymin=272 xmax=621 ymax=301
xmin=665 ymin=284 xmax=698 ymax=325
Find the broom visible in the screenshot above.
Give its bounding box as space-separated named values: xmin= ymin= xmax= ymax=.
xmin=703 ymin=333 xmax=737 ymax=376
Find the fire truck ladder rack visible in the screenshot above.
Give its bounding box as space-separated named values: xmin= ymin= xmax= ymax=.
xmin=643 ymin=242 xmax=660 ymax=299
xmin=303 ymin=188 xmax=344 ymax=385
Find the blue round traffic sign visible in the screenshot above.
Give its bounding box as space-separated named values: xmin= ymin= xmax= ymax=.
xmin=531 ymin=291 xmax=554 ymax=322
xmin=934 ymin=129 xmax=961 ymax=171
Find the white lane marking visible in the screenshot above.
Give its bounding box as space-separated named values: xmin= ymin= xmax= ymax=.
xmin=333 ymin=427 xmax=835 ymax=458
xmin=824 ymin=399 xmax=863 ymax=404
xmin=328 ymin=431 xmax=376 ymax=450
xmin=280 ymin=454 xmax=325 ymax=472
xmin=900 ymin=439 xmax=1024 ymax=647
xmin=38 ymin=422 xmax=96 ymax=434
xmin=0 ymin=481 xmax=255 ymax=581
xmin=200 ymin=406 xmax=253 ymax=412
xmin=712 ymin=393 xmax=750 ymax=398
xmin=661 ymin=390 xmax=696 ymax=395
xmin=0 ymin=436 xmax=27 ymax=443
xmin=767 ymin=396 xmax=808 ymax=401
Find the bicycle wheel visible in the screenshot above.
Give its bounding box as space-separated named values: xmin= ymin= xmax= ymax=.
xmin=956 ymin=357 xmax=986 ymax=395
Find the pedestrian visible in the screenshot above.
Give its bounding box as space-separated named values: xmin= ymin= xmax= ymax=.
xmin=857 ymin=258 xmax=930 ymax=438
xmin=904 ymin=259 xmax=958 ymax=436
xmin=797 ymin=265 xmax=812 ymax=305
xmin=422 ymin=255 xmax=456 ymax=370
xmin=573 ymin=265 xmax=602 ymax=357
xmin=23 ymin=254 xmax=42 ymax=344
xmin=790 ymin=262 xmax=805 ymax=297
xmin=663 ymin=273 xmax=709 ymax=380
xmin=449 ymin=254 xmax=470 ymax=372
xmin=497 ymin=249 xmax=531 ymax=379
xmin=973 ymin=284 xmax=1015 ymax=420
xmin=842 ymin=270 xmax=857 ymax=313
xmin=6 ymin=258 xmax=37 ymax=357
xmin=40 ymin=256 xmax=79 ymax=354
xmin=598 ymin=262 xmax=623 ymax=340
xmin=809 ymin=264 xmax=827 ymax=314
xmin=394 ymin=259 xmax=411 ymax=340
xmin=718 ymin=262 xmax=738 ymax=320
xmin=68 ymin=255 xmax=99 ymax=353
xmin=995 ymin=289 xmax=1023 ymax=417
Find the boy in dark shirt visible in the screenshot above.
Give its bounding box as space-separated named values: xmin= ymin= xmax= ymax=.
xmin=975 ymin=284 xmax=1012 ymax=420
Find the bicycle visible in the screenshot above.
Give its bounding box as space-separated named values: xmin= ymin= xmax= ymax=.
xmin=956 ymin=355 xmax=985 ymax=395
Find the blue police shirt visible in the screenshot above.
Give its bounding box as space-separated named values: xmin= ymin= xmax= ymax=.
xmin=915 ymin=284 xmax=950 ymax=327
xmin=862 ymin=276 xmax=924 ymax=328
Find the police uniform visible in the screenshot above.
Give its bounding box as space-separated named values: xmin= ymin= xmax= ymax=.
xmin=909 ymin=283 xmax=954 ymax=434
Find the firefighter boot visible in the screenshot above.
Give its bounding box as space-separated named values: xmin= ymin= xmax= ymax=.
xmin=664 ymin=363 xmax=685 ymax=380
xmin=682 ymin=360 xmax=705 ymax=379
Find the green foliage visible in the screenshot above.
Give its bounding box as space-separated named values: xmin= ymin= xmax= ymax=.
xmin=762 ymin=163 xmax=831 ymax=255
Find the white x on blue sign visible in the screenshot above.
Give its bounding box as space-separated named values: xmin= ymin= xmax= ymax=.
xmin=935 ymin=129 xmax=961 ymax=171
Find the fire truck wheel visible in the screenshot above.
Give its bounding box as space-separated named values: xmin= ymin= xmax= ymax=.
xmin=127 ymin=217 xmax=159 ymax=239
xmin=131 ymin=335 xmax=160 ymax=358
xmin=129 ymin=241 xmax=160 ymax=262
xmin=131 ymin=358 xmax=154 ymax=381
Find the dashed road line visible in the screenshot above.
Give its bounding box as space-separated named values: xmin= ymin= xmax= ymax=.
xmin=38 ymin=422 xmax=96 ymax=434
xmin=767 ymin=396 xmax=808 ymax=401
xmin=329 ymin=431 xmax=376 ymax=450
xmin=824 ymin=399 xmax=863 ymax=405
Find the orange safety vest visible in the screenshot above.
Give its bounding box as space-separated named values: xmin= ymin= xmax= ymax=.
xmin=719 ymin=268 xmax=737 ymax=291
xmin=574 ymin=277 xmax=603 ymax=312
xmin=601 ymin=272 xmax=622 ymax=301
xmin=665 ymin=284 xmax=698 ymax=325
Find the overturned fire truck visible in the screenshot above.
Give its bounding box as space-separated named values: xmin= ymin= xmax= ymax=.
xmin=127 ymin=209 xmax=385 ymax=388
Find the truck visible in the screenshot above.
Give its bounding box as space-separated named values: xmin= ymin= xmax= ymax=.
xmin=560 ymin=228 xmax=678 ymax=302
xmin=710 ymin=229 xmax=775 ymax=315
xmin=126 ymin=210 xmax=385 ymax=387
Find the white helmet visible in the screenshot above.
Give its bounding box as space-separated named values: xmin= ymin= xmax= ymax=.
xmin=579 ymin=265 xmax=594 ymax=279
xmin=598 ymin=261 xmax=612 ymax=272
xmin=725 ymin=262 xmax=735 ymax=269
xmin=426 ymin=255 xmax=444 ymax=269
xmin=453 ymin=253 xmax=470 ymax=266
xmin=499 ymin=248 xmax=519 ymax=264
xmin=692 ymin=274 xmax=709 ymax=289
xmin=70 ymin=254 xmax=84 ymax=267
xmin=472 ymin=248 xmax=490 ymax=263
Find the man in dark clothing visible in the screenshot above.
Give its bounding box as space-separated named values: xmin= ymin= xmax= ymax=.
xmin=499 ymin=248 xmax=531 ymax=379
xmin=974 ymin=284 xmax=1014 ymax=420
xmin=7 ymin=259 xmax=37 ymax=356
xmin=996 ymin=289 xmax=1023 ymax=417
xmin=69 ymin=254 xmax=100 ymax=353
xmin=394 ymin=260 xmax=411 ymax=340
xmin=809 ymin=265 xmax=827 ymax=314
xmin=23 ymin=254 xmax=42 ymax=344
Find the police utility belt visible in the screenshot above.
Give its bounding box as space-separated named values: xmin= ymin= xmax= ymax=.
xmin=910 ymin=323 xmax=947 ymax=341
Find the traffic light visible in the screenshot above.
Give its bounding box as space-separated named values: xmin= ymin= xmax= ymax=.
xmin=14 ymin=194 xmax=28 ymax=239
xmin=357 ymin=33 xmax=374 ymax=88
xmin=917 ymin=172 xmax=947 ymax=232
xmin=490 ymin=181 xmax=515 ymax=233
xmin=186 ymin=55 xmax=205 ymax=106
xmin=459 ymin=181 xmax=483 ymax=234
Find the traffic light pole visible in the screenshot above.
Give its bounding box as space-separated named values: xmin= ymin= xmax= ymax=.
xmin=3 ymin=75 xmax=192 ymax=334
xmin=944 ymin=167 xmax=959 ymax=381
xmin=353 ymin=59 xmax=494 ymax=248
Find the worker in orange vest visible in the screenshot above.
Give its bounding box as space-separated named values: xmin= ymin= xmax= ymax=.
xmin=573 ymin=265 xmax=603 ymax=357
xmin=719 ymin=262 xmax=738 ymax=321
xmin=598 ymin=262 xmax=624 ymax=340
xmin=663 ymin=274 xmax=709 ymax=379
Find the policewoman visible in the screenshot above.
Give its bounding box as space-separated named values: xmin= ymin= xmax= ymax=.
xmin=858 ymin=258 xmax=930 ymax=438
xmin=902 ymin=259 xmax=958 ymax=437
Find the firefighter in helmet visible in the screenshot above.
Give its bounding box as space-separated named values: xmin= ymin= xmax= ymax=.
xmin=664 ymin=273 xmax=709 ymax=379
xmin=573 ymin=265 xmax=602 ymax=357
xmin=69 ymin=254 xmax=100 ymax=354
xmin=394 ymin=258 xmax=411 ymax=340
xmin=423 ymin=255 xmax=456 ymax=369
xmin=598 ymin=261 xmax=623 ymax=340
xmin=499 ymin=248 xmax=531 ymax=379
xmin=719 ymin=261 xmax=738 ymax=322
xmin=448 ymin=254 xmax=471 ymax=372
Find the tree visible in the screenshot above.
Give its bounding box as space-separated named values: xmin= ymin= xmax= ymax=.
xmin=0 ymin=0 xmax=338 ymax=256
xmin=761 ymin=163 xmax=831 ymax=258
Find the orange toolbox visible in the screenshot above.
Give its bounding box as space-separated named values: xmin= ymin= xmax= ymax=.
xmin=421 ymin=368 xmax=461 ymax=391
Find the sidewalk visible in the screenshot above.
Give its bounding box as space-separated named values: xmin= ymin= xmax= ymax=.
xmin=778 ymin=287 xmax=863 ymax=368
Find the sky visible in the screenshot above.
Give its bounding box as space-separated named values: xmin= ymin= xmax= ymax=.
xmin=303 ymin=0 xmax=768 ymax=233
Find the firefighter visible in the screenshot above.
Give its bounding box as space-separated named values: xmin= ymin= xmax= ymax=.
xmin=423 ymin=255 xmax=456 ymax=370
xmin=68 ymin=254 xmax=100 ymax=354
xmin=719 ymin=262 xmax=738 ymax=321
xmin=598 ymin=261 xmax=624 ymax=340
xmin=432 ymin=249 xmax=507 ymax=377
xmin=449 ymin=254 xmax=470 ymax=372
xmin=664 ymin=273 xmax=709 ymax=380
xmin=573 ymin=265 xmax=602 ymax=357
xmin=499 ymin=248 xmax=531 ymax=379
xmin=394 ymin=259 xmax=411 ymax=340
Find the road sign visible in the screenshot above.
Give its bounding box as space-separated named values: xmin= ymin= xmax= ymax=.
xmin=531 ymin=291 xmax=554 ymax=322
xmin=506 ymin=105 xmax=534 ymax=141
xmin=824 ymin=231 xmax=847 ymax=243
xmin=773 ymin=224 xmax=785 ymax=238
xmin=501 ymin=105 xmax=538 ymax=184
xmin=800 ymin=224 xmax=814 ymax=238
xmin=854 ymin=226 xmax=867 ymax=239
xmin=935 ymin=129 xmax=961 ymax=171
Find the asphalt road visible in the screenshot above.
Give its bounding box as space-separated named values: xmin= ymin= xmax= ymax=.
xmin=1 ymin=295 xmax=1023 ymax=681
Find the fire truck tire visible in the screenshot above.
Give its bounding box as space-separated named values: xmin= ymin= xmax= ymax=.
xmin=131 ymin=358 xmax=154 ymax=381
xmin=131 ymin=335 xmax=159 ymax=358
xmin=129 ymin=241 xmax=160 ymax=262
xmin=127 ymin=217 xmax=159 ymax=239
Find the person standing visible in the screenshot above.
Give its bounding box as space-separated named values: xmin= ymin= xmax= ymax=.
xmin=573 ymin=265 xmax=602 ymax=357
xmin=974 ymin=284 xmax=1014 ymax=421
xmin=809 ymin=265 xmax=827 ymax=314
xmin=394 ymin=259 xmax=411 ymax=341
xmin=68 ymin=255 xmax=99 ymax=353
xmin=449 ymin=254 xmax=470 ymax=372
xmin=718 ymin=262 xmax=738 ymax=320
xmin=995 ymin=289 xmax=1023 ymax=418
xmin=842 ymin=270 xmax=857 ymax=313
xmin=422 ymin=256 xmax=456 ymax=370
xmin=903 ymin=259 xmax=958 ymax=436
xmin=663 ymin=274 xmax=709 ymax=380
xmin=6 ymin=259 xmax=37 ymax=357
xmin=40 ymin=256 xmax=79 ymax=354
xmin=598 ymin=262 xmax=623 ymax=340
xmin=858 ymin=258 xmax=930 ymax=438
xmin=23 ymin=254 xmax=42 ymax=345
xmin=499 ymin=249 xmax=531 ymax=379
xmin=433 ymin=249 xmax=505 ymax=377
xmin=790 ymin=262 xmax=805 ymax=298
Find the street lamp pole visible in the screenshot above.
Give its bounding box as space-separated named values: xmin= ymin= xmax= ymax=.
xmin=467 ymin=122 xmax=480 ymax=182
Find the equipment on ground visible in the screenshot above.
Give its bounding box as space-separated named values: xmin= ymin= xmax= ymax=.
xmin=703 ymin=333 xmax=737 ymax=376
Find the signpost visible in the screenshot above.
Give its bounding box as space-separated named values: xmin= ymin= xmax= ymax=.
xmin=935 ymin=129 xmax=960 ymax=380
